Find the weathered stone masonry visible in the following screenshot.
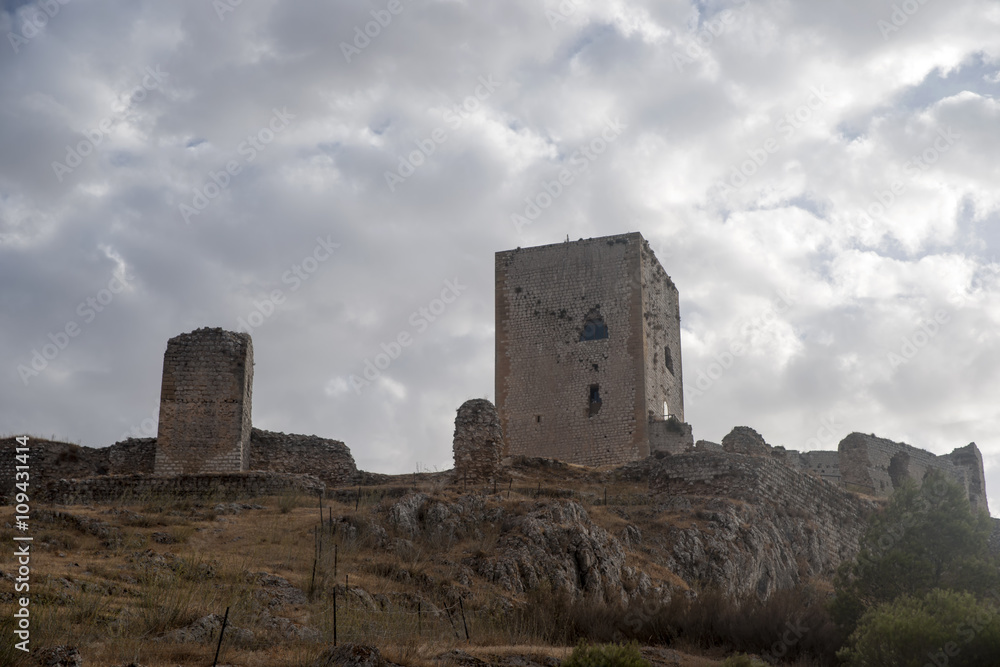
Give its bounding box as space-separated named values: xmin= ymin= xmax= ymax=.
xmin=496 ymin=232 xmax=684 ymax=467
xmin=154 ymin=328 xmax=253 ymax=475
xmin=249 ymin=428 xmax=358 ymax=488
xmin=1 ymin=429 xmax=359 ymax=504
xmin=650 ymin=451 xmax=879 ymax=573
xmin=838 ymin=432 xmax=988 ymax=513
xmin=718 ymin=426 xmax=989 ymax=514
xmin=36 ymin=471 xmax=324 ymax=505
xmin=453 ymin=399 xmax=504 ymax=483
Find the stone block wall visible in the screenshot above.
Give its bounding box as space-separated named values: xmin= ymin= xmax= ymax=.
xmin=648 ymin=417 xmax=694 ymax=455
xmin=108 ymin=438 xmax=156 ymax=475
xmin=694 ymin=439 xmax=724 ymax=452
xmin=1 ymin=429 xmax=358 ymax=503
xmin=249 ymin=428 xmax=359 ymax=488
xmin=650 ymin=451 xmax=878 ymax=569
xmin=839 ymin=432 xmax=989 ymax=513
xmin=496 ymin=232 xmax=681 ymax=467
xmin=453 ymin=399 xmax=505 ymax=482
xmin=0 ymin=438 xmax=109 ymax=501
xmin=771 ymin=447 xmax=842 ymax=485
xmin=639 ymin=238 xmax=684 ymax=423
xmin=799 ymin=450 xmax=842 ymax=484
xmin=154 ymin=328 xmax=253 ymax=475
xmin=945 ymin=443 xmax=989 ymax=513
xmin=722 ymin=426 xmax=770 ymax=456
xmin=36 ymin=471 xmax=324 ymax=505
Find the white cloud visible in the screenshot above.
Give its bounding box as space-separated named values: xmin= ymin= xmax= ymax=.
xmin=1 ymin=0 xmax=1000 ymax=514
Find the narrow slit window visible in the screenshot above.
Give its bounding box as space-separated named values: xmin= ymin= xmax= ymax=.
xmin=588 ymin=384 xmax=602 ymax=417
xmin=664 ymin=346 xmax=674 ymax=374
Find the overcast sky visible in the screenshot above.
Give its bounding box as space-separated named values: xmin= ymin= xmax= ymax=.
xmin=2 ymin=0 xmax=999 ymax=513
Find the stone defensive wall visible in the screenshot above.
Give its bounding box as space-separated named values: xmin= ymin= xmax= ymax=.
xmin=35 ymin=471 xmax=324 ymax=505
xmin=0 ymin=428 xmax=358 ymax=504
xmin=650 ymin=451 xmax=879 ymax=568
xmin=838 ymin=432 xmax=988 ymax=513
xmin=248 ymin=428 xmax=359 ymax=487
xmin=0 ymin=437 xmax=152 ymax=502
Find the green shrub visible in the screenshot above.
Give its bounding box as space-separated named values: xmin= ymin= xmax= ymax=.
xmin=562 ymin=641 xmax=649 ymax=667
xmin=838 ymin=588 xmax=1000 ymax=667
xmin=721 ymin=655 xmax=768 ymax=667
xmin=831 ymin=470 xmax=997 ymax=635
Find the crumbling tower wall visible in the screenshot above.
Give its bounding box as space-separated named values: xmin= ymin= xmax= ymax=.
xmin=838 ymin=432 xmax=988 ymax=514
xmin=154 ymin=328 xmax=253 ymax=475
xmin=453 ymin=399 xmax=505 ymax=483
xmin=496 ymin=232 xmax=683 ymax=467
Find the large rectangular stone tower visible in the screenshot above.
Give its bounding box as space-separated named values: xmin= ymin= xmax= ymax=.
xmin=154 ymin=328 xmax=254 ymax=475
xmin=496 ymin=232 xmax=683 ymax=466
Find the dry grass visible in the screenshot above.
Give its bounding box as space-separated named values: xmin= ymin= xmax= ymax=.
xmin=0 ymin=464 xmax=833 ymax=666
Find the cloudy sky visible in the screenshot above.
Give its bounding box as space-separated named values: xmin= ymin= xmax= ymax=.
xmin=2 ymin=0 xmax=999 ymax=512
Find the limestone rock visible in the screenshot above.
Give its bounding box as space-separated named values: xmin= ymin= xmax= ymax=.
xmin=158 ymin=613 xmax=253 ymax=645
xmin=33 ymin=646 xmax=82 ymax=667
xmin=313 ymin=643 xmax=385 ymax=667
xmin=259 ymin=613 xmax=321 ymax=642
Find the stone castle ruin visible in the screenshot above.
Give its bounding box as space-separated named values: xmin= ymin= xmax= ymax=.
xmin=0 ymin=234 xmax=991 ymax=561
xmin=154 ymin=329 xmax=254 ymax=475
xmin=497 ymin=233 xmax=989 ymax=515
xmin=0 ymin=327 xmax=361 ymax=504
xmin=689 ymin=426 xmax=989 ymax=514
xmin=496 ymin=232 xmax=690 ymax=467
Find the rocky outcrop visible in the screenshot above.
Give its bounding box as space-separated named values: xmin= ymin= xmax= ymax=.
xmin=313 ymin=644 xmax=387 ymax=667
xmin=383 ymin=493 xmax=650 ymax=604
xmin=650 ymin=451 xmax=877 ymax=598
xmin=158 ymin=613 xmax=253 ymax=645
